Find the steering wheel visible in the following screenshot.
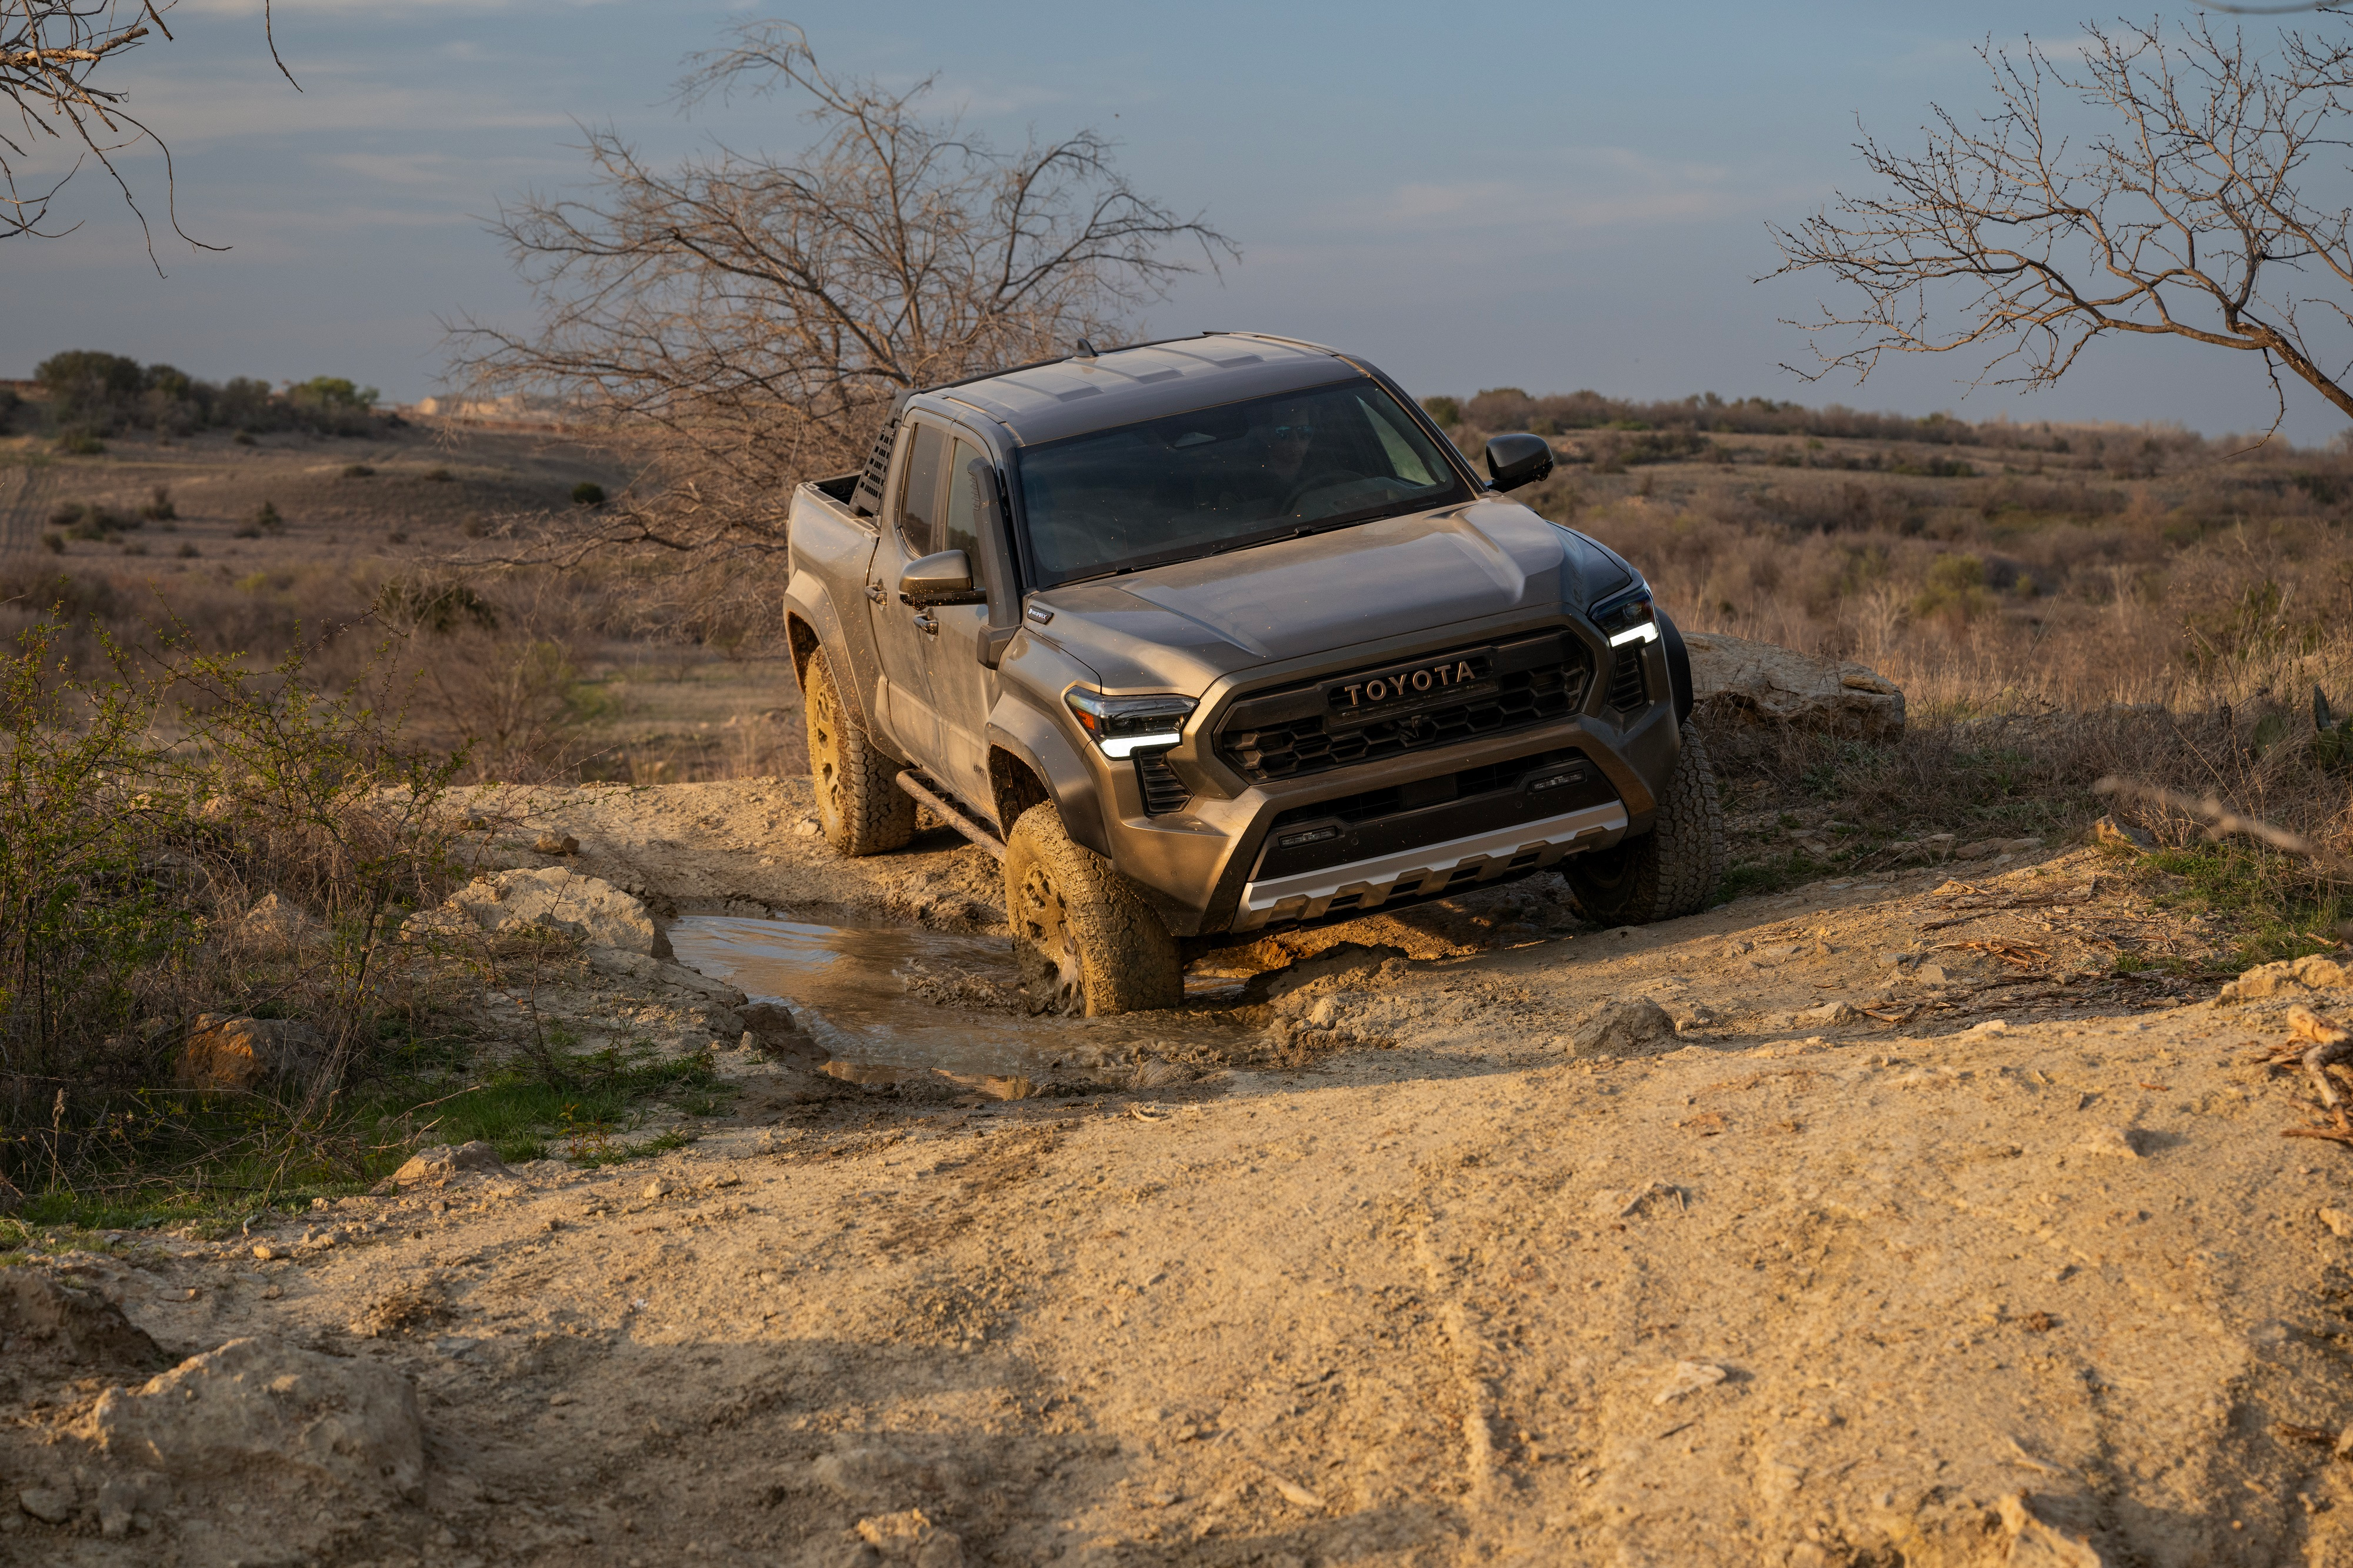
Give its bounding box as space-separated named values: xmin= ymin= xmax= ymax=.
xmin=1279 ymin=468 xmax=1364 ymax=517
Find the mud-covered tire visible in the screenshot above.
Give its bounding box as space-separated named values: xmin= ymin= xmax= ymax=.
xmin=1565 ymin=721 xmax=1725 ymax=924
xmin=802 ymin=648 xmax=915 ymax=858
xmin=1004 ymin=802 xmax=1182 ymax=1017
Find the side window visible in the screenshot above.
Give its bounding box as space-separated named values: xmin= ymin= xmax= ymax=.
xmin=896 ymin=423 xmax=945 ymax=558
xmin=945 ymin=438 xmax=989 ymax=562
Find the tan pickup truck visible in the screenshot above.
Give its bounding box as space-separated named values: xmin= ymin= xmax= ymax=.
xmin=782 ymin=332 xmax=1724 ymax=1015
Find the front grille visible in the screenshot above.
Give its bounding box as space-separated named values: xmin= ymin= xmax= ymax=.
xmin=1217 ymin=630 xmax=1592 ymax=785
xmin=1605 ymin=648 xmax=1648 ymax=709
xmin=1136 ymin=753 xmax=1190 ymax=815
xmin=1255 ymin=746 xmax=1618 ymax=882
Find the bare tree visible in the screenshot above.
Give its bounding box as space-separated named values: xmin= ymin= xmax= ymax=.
xmin=1771 ymin=21 xmax=2353 ymax=433
xmin=3 ymin=0 xmax=297 ymax=261
xmin=449 ymin=21 xmax=1237 ymax=551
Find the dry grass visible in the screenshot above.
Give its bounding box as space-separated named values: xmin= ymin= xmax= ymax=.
xmin=1447 ymin=406 xmax=2353 ymax=948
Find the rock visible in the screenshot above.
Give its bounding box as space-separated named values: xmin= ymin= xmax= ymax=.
xmin=1238 ymin=942 xmax=1409 ymax=1006
xmin=2094 ymin=816 xmax=2154 ymax=851
xmin=854 ymin=1508 xmax=965 ymax=1568
xmin=642 ymin=1178 xmax=674 ymax=1200
xmin=2219 ymin=954 xmax=2352 ymax=1004
xmin=1962 ymin=1018 xmax=2009 ymax=1036
xmin=1654 ymin=1360 xmax=1728 ymax=1404
xmin=84 ymin=1336 xmax=425 ymax=1501
xmin=1565 ymin=998 xmax=1677 ymax=1057
xmin=17 ymin=1485 xmax=74 ymax=1524
xmin=1792 ymin=1000 xmax=1858 ymax=1028
xmin=1682 ymin=630 xmax=1905 ymax=742
xmin=534 ymin=830 xmax=581 ymax=856
xmin=251 ymin=1242 xmax=281 ymax=1261
xmin=406 ymin=866 xmax=668 ymax=958
xmin=96 ymin=1470 xmax=169 ymax=1538
xmin=1956 ymin=838 xmax=2004 ymax=859
xmin=2324 ymin=1207 xmax=2353 ymax=1238
xmin=175 ymin=1013 xmax=328 ymax=1093
xmin=742 ymin=1000 xmax=826 ymax=1067
xmin=0 ymin=1271 xmax=168 ymax=1374
xmin=389 ymin=1140 xmax=511 ymax=1189
xmin=223 ymin=892 xmax=327 ymax=955
xmin=2073 ymin=1125 xmax=2141 ymax=1160
xmin=1998 ymin=1493 xmax=2109 ymax=1566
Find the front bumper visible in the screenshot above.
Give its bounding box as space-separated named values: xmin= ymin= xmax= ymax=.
xmin=1231 ymin=799 xmax=1627 ymax=932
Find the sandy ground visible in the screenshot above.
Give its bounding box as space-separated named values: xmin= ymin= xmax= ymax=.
xmin=9 ymin=779 xmax=2353 ymax=1566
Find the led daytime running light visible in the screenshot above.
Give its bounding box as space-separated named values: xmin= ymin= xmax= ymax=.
xmin=1608 ymin=622 xmax=1659 ymax=648
xmin=1065 ymin=688 xmax=1196 ymax=759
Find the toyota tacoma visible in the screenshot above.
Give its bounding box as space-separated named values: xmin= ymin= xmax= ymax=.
xmin=783 ymin=332 xmax=1724 ymax=1015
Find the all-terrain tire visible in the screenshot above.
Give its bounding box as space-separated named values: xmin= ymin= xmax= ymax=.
xmin=802 ymin=648 xmax=915 ymax=858
xmin=1004 ymin=802 xmax=1183 ymax=1017
xmin=1564 ymin=721 xmax=1725 ymax=924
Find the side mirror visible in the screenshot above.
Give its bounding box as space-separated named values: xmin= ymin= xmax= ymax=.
xmin=1484 ymin=433 xmax=1555 ymax=493
xmin=899 ymin=549 xmax=985 ymax=606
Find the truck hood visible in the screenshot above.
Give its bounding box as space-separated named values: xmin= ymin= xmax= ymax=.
xmin=1026 ymin=500 xmax=1634 ymax=695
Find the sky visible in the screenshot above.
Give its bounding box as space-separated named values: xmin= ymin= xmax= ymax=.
xmin=6 ymin=0 xmax=2350 ymax=443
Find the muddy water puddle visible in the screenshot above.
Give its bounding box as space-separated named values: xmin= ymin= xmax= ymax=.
xmin=668 ymin=914 xmax=1237 ymax=1089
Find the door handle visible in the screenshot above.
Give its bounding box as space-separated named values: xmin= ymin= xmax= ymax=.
xmin=865 ymin=582 xmax=885 ymax=603
xmin=912 ymin=612 xmax=939 ymax=636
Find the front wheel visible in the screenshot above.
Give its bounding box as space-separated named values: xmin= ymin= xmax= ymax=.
xmin=1565 ymin=721 xmax=1725 ymax=924
xmin=1003 ymin=802 xmax=1182 ymax=1017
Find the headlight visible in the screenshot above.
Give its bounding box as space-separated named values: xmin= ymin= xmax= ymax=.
xmin=1591 ymin=586 xmax=1658 ymax=647
xmin=1065 ymin=689 xmax=1195 ymax=758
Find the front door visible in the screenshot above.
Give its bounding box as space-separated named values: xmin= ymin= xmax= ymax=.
xmin=864 ymin=419 xmax=949 ymax=767
xmin=926 ymin=437 xmax=1004 ymax=801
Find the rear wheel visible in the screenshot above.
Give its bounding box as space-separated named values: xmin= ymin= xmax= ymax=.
xmin=803 ymin=648 xmax=915 ymax=857
xmin=1004 ymin=802 xmax=1182 ymax=1017
xmin=1565 ymin=721 xmax=1725 ymax=923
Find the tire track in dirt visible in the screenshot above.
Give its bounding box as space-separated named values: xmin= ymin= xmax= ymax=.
xmin=0 ymin=462 xmax=57 ymax=558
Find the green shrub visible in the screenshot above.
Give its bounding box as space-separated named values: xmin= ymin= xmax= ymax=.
xmin=342 ymin=464 xmax=375 ymax=479
xmin=251 ymin=500 xmax=284 ymax=535
xmin=424 ymin=467 xmax=454 ymax=483
xmin=1420 ymin=395 xmax=1461 ymax=426
xmin=1912 ymin=553 xmax=1997 ymax=622
xmin=54 ymin=431 xmax=105 ymax=456
xmin=571 ymin=482 xmax=606 ymax=508
xmin=0 ymin=619 xmax=469 ymax=1197
xmin=138 ymin=486 xmax=175 ymax=522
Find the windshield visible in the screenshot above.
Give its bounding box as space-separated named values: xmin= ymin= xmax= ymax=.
xmin=1012 ymin=377 xmax=1474 ymax=586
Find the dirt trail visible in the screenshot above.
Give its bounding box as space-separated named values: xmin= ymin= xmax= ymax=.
xmin=12 ymin=780 xmax=2353 ymax=1566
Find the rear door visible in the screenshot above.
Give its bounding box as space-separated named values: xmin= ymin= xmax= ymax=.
xmin=865 ymin=418 xmax=949 ymax=765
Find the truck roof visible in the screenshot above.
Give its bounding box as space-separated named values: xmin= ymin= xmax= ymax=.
xmin=927 ymin=333 xmax=1364 ymax=448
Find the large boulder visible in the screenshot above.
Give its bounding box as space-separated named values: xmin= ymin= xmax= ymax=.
xmin=84 ymin=1336 xmax=425 ymax=1502
xmin=175 ymin=1014 xmax=328 ymax=1093
xmin=1684 ymin=631 xmax=1905 ymax=742
xmin=405 ymin=865 xmax=668 ymax=959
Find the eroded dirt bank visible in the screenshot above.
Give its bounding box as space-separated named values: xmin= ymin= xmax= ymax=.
xmin=10 ymin=780 xmax=2353 ymax=1567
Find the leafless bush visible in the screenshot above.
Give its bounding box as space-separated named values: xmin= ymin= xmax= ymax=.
xmin=451 ymin=20 xmax=1235 ymax=552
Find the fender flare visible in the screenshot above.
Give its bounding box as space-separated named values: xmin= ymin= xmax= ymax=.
xmin=784 ymin=568 xmax=894 ymax=749
xmin=986 ymin=700 xmax=1110 ymax=859
xmin=1658 ymin=609 xmax=1695 ymax=726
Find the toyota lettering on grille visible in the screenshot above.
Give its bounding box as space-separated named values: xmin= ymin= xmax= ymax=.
xmin=1324 ymin=648 xmax=1497 ymax=725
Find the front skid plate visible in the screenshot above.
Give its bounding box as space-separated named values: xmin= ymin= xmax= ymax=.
xmin=1232 ymin=801 xmax=1628 ymax=932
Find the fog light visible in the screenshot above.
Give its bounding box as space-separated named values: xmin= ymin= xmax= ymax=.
xmin=1277 ymin=825 xmax=1342 ymax=849
xmin=1528 ymin=767 xmax=1587 ymax=794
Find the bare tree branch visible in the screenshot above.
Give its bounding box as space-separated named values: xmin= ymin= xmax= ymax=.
xmin=446 ymin=20 xmax=1238 ymax=550
xmin=1769 ymin=21 xmax=2353 ymax=438
xmin=2 ymin=0 xmax=297 ymax=266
